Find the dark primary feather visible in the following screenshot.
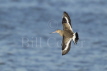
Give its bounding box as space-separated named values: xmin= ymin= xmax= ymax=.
xmin=62 ymin=12 xmax=73 ymax=32
xmin=62 ymin=12 xmax=71 ymax=25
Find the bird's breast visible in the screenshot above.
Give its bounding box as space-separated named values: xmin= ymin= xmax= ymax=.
xmin=63 ymin=31 xmax=73 ymax=38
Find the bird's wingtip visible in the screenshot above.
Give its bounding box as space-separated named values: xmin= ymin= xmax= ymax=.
xmin=63 ymin=11 xmax=67 ymax=14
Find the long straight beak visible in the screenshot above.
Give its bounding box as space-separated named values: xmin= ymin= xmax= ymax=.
xmin=52 ymin=31 xmax=57 ymax=33
xmin=49 ymin=31 xmax=56 ymax=34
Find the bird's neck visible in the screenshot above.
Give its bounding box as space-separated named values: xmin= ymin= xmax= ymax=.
xmin=59 ymin=30 xmax=63 ymax=36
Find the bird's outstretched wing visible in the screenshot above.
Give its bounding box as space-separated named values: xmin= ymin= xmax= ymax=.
xmin=62 ymin=36 xmax=72 ymax=55
xmin=62 ymin=12 xmax=73 ymax=32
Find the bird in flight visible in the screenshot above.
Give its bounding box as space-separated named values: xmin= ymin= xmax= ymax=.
xmin=52 ymin=12 xmax=79 ymax=55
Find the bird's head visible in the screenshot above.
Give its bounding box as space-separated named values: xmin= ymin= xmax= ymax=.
xmin=51 ymin=30 xmax=61 ymax=33
xmin=50 ymin=30 xmax=63 ymax=36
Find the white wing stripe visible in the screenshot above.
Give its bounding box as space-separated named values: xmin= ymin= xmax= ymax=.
xmin=65 ymin=17 xmax=69 ymax=23
xmin=64 ymin=38 xmax=72 ymax=50
xmin=65 ymin=17 xmax=73 ymax=31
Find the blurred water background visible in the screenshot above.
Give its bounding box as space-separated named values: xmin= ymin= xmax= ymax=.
xmin=0 ymin=0 xmax=107 ymax=71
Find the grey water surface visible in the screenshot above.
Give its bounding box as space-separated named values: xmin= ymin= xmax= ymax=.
xmin=0 ymin=0 xmax=107 ymax=71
